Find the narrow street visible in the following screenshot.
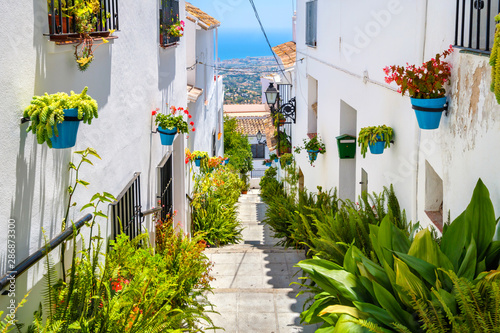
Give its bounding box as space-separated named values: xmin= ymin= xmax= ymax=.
xmin=203 ymin=190 xmax=317 ymax=333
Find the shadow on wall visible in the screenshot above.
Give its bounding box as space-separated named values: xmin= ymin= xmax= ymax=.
xmin=158 ymin=46 xmax=177 ymax=103
xmin=32 ymin=0 xmax=112 ymax=105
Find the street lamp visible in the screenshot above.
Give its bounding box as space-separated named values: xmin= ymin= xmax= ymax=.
xmin=265 ymin=83 xmax=278 ymax=110
xmin=256 ymin=130 xmax=266 ymax=144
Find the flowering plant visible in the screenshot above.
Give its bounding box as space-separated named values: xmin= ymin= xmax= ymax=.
xmin=262 ymin=159 xmax=272 ymax=165
xmin=153 ymin=106 xmax=195 ymax=134
xmin=185 ymin=149 xmax=208 ymax=164
xmin=207 ymin=157 xmax=223 ymax=169
xmin=161 ymin=18 xmax=185 ymax=38
xmin=383 ymin=45 xmax=453 ymax=99
xmin=294 ymin=136 xmax=326 ymax=154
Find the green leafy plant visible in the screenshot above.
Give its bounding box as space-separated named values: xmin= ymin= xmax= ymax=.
xmin=23 ymin=87 xmax=98 ymax=148
xmin=384 ymin=45 xmax=454 ymax=99
xmin=294 ymin=135 xmax=326 ymax=153
xmin=269 ymin=153 xmax=278 ymax=161
xmin=280 ymin=153 xmax=294 ymax=167
xmin=490 ymin=13 xmax=500 ymax=103
xmin=191 ymin=167 xmax=244 ymax=246
xmin=273 ymin=112 xmax=285 ymax=127
xmin=262 ymin=158 xmax=272 ymax=165
xmin=296 ymin=179 xmax=500 ymax=332
xmin=358 ymin=125 xmax=394 ymax=158
xmin=223 ymin=116 xmax=253 ymax=174
xmin=154 ymin=106 xmax=194 ymax=134
xmin=276 ymin=131 xmax=292 ymax=155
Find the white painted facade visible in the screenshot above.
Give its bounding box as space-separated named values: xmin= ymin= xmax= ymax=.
xmin=0 ymin=0 xmax=221 ymax=323
xmin=292 ymin=0 xmax=500 ymax=230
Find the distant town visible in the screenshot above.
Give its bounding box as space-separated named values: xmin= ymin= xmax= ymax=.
xmin=221 ymin=56 xmax=279 ymax=104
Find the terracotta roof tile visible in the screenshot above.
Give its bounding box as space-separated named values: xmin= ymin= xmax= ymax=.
xmin=272 ymin=41 xmax=296 ymax=69
xmin=186 ymin=2 xmax=220 ymax=30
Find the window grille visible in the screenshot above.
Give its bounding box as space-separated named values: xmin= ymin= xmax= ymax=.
xmin=160 ymin=0 xmax=180 ymax=46
xmin=454 ymin=0 xmax=499 ymax=53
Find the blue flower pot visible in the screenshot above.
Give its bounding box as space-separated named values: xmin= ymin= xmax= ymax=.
xmin=286 ymin=161 xmax=292 ymax=166
xmin=307 ymin=150 xmax=320 ymax=163
xmin=158 ymin=126 xmax=177 ymax=146
xmin=224 ymin=159 xmax=229 ymax=165
xmin=274 ymin=158 xmax=279 ymax=162
xmin=368 ymin=135 xmax=385 ymax=155
xmin=51 ymin=108 xmax=81 ymax=149
xmin=411 ymin=97 xmax=447 ymax=130
xmin=265 ymin=162 xmax=272 ymax=167
xmin=369 ymin=141 xmax=385 ymax=154
xmin=195 ymin=157 xmax=203 ymax=167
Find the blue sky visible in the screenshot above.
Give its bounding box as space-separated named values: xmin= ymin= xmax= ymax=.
xmin=187 ymin=0 xmax=295 ymax=32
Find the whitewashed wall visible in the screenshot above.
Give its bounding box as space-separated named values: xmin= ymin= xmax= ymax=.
xmin=294 ymin=0 xmax=500 ymax=230
xmin=0 ymin=0 xmax=190 ymax=324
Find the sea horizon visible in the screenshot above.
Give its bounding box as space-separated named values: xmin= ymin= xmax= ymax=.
xmin=217 ymin=28 xmax=293 ymax=61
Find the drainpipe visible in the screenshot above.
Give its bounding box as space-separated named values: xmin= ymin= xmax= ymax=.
xmin=414 ymin=0 xmax=429 ymax=223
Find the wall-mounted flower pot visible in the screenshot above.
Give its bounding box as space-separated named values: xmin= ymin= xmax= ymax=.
xmin=195 ymin=157 xmax=203 ymax=167
xmin=274 ymin=158 xmax=279 ymax=162
xmin=336 ymin=134 xmax=356 ymax=159
xmin=411 ymin=97 xmax=447 ymax=130
xmin=51 ymin=108 xmax=82 ymax=149
xmin=307 ymin=150 xmax=319 ymax=163
xmin=265 ymin=162 xmax=272 ymax=167
xmin=368 ymin=135 xmax=385 ymax=155
xmin=158 ymin=126 xmax=177 ymax=146
xmin=224 ymin=159 xmax=229 ymax=165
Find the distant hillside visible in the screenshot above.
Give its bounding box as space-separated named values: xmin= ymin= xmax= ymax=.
xmin=221 ymin=57 xmax=279 ymax=105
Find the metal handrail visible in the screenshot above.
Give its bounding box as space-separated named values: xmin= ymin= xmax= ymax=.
xmin=0 ymin=214 xmax=92 ymax=293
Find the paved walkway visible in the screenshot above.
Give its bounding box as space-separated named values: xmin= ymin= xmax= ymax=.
xmin=203 ymin=189 xmax=317 ymax=333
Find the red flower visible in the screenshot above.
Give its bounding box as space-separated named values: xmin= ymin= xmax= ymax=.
xmin=152 ymin=110 xmax=157 ymax=116
xmin=190 ymin=121 xmax=194 ymax=126
xmin=185 ymin=157 xmax=189 ymax=164
xmin=184 ymin=110 xmax=189 ymax=114
xmin=188 ymin=114 xmax=192 ymax=119
xmin=192 ymin=128 xmax=196 ymax=132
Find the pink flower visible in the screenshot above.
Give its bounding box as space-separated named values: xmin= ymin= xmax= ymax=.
xmin=181 ymin=20 xmax=185 ymax=27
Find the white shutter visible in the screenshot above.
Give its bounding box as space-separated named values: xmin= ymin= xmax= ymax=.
xmin=306 ymin=0 xmax=317 ymax=47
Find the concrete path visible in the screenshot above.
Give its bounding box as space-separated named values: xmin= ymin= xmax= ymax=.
xmin=203 ymin=189 xmax=317 ymax=333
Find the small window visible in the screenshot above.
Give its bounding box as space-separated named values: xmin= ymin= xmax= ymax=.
xmin=306 ymin=0 xmax=318 ymax=47
xmin=251 ymin=144 xmax=266 ymax=159
xmin=160 ymin=0 xmax=181 ymax=47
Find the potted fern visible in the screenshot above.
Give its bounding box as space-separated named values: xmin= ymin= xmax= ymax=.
xmin=23 ymin=87 xmax=98 ymax=149
xmin=153 ymin=106 xmax=194 ymax=146
xmin=384 ymin=46 xmax=453 ymax=130
xmin=358 ymin=125 xmax=394 ymax=158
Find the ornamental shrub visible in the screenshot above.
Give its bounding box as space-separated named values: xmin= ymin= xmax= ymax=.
xmin=191 ymin=167 xmax=243 ymax=246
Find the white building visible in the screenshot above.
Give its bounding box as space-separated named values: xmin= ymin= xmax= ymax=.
xmin=0 ymin=0 xmax=220 ymax=323
xmin=185 ymin=2 xmax=224 ymax=158
xmin=290 ymin=0 xmax=500 ymax=231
